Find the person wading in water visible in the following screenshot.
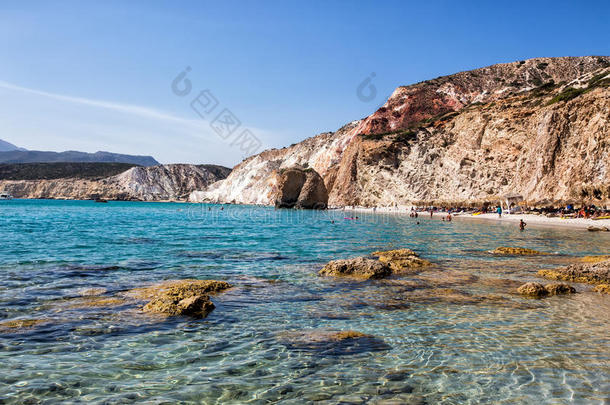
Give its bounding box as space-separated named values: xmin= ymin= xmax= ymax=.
xmin=519 ymin=219 xmax=527 ymax=231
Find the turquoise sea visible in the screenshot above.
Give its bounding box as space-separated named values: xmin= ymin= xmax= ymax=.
xmin=0 ymin=199 xmax=609 ymax=404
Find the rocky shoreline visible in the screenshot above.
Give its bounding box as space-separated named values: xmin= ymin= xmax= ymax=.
xmin=3 ymin=248 xmax=607 ymax=337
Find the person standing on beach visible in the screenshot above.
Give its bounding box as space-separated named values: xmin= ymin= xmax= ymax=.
xmin=519 ymin=219 xmax=526 ymax=230
xmin=497 ymin=205 xmax=502 ymax=218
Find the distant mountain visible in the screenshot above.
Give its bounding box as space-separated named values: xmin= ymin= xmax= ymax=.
xmin=0 ymin=163 xmax=232 ymax=201
xmin=0 ymin=139 xmax=26 ymax=152
xmin=0 ymin=150 xmax=159 ymax=166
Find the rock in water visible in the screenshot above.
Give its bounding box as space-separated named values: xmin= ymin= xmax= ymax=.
xmin=277 ymin=329 xmax=390 ymax=355
xmin=174 ymin=295 xmax=216 ymax=317
xmin=544 ymin=283 xmax=576 ymax=295
xmin=537 ymin=259 xmax=610 ymax=285
xmin=517 ymin=282 xmax=548 ymax=297
xmin=127 ymin=279 xmax=232 ymax=318
xmin=491 ymin=247 xmax=546 ymax=255
xmin=593 ymin=284 xmax=610 ymax=294
xmin=518 ymin=282 xmax=576 ymax=297
xmin=274 ymin=167 xmax=328 ymax=209
xmin=319 ymin=257 xmax=391 ymax=279
xmin=581 ymin=255 xmax=610 ymax=263
xmin=371 ymin=249 xmax=431 ymax=273
xmin=319 ymin=248 xmax=431 ymax=279
xmin=0 ymin=318 xmax=48 ymax=332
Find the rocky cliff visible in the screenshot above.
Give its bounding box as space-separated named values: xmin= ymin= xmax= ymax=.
xmin=274 ymin=167 xmax=328 ymax=209
xmin=191 ymin=56 xmax=610 ymax=207
xmin=0 ymin=164 xmax=230 ymax=201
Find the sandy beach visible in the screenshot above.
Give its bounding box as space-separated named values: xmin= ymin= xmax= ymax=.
xmin=340 ymin=206 xmax=610 ymax=230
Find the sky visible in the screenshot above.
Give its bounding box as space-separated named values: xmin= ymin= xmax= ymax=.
xmin=0 ymin=0 xmax=609 ymax=166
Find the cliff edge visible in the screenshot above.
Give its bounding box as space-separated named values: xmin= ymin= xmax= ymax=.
xmin=191 ymin=56 xmax=610 ymax=207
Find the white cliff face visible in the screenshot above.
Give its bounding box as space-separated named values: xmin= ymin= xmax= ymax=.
xmin=190 ymin=56 xmax=610 ymax=207
xmin=0 ymin=164 xmax=230 ymax=201
xmin=190 ymin=121 xmax=361 ymax=204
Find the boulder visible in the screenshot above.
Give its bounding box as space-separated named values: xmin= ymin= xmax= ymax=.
xmin=274 ymin=167 xmax=328 ymax=209
xmin=537 ymin=259 xmax=610 ymax=285
xmin=148 ymin=294 xmax=216 ymax=317
xmin=544 ymin=283 xmax=576 ymax=295
xmin=372 ymin=249 xmax=431 ymax=273
xmin=319 ymin=257 xmax=391 ymax=279
xmin=127 ymin=279 xmax=231 ymax=318
xmin=587 ymin=226 xmax=609 ymax=232
xmin=517 ymin=282 xmax=548 ymax=297
xmin=518 ymin=282 xmax=576 ymax=297
xmin=491 ymin=247 xmax=546 ymax=255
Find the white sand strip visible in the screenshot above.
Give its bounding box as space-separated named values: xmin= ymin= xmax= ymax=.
xmin=336 ymin=206 xmax=610 ymax=230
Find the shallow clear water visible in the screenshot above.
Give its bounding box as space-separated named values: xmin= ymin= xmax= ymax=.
xmin=1 ymin=199 xmax=609 ymax=404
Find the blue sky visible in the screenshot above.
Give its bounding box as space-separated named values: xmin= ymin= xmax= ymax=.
xmin=1 ymin=0 xmax=608 ymax=166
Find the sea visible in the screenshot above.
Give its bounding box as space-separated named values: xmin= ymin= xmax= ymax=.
xmin=1 ymin=199 xmax=609 ymax=404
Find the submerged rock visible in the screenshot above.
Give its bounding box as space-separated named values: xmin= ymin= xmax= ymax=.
xmin=415 ymin=269 xmax=479 ymax=287
xmin=0 ymin=318 xmax=48 ymax=332
xmin=587 ymin=226 xmax=609 ymax=232
xmin=371 ymin=249 xmax=431 ymax=273
xmin=491 ymin=247 xmax=546 ymax=256
xmin=581 ymin=255 xmax=610 ymax=263
xmin=274 ymin=167 xmax=328 ymax=209
xmin=537 ymin=259 xmax=610 ymax=285
xmin=319 ymin=257 xmax=391 ymax=279
xmin=277 ymin=329 xmax=390 ymax=355
xmin=77 ymin=287 xmax=107 ymax=296
xmin=406 ymin=287 xmax=487 ymax=305
xmin=127 ymin=279 xmax=231 ymax=318
xmin=65 ymin=296 xmax=127 ymax=309
xmin=477 ymin=277 xmax=523 ymax=289
xmin=517 ymin=282 xmax=548 ymax=297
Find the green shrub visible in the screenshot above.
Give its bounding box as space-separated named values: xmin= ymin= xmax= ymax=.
xmin=546 ymin=87 xmax=586 ymax=105
xmin=394 ymin=130 xmax=417 ymax=143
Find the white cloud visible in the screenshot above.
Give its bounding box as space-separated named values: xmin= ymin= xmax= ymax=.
xmin=0 ymin=80 xmax=274 ymax=166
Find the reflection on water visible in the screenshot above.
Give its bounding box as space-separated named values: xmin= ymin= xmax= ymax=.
xmin=0 ymin=200 xmax=609 ymax=403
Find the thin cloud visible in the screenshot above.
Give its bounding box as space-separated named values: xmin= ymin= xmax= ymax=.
xmin=0 ymin=80 xmax=201 ymax=127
